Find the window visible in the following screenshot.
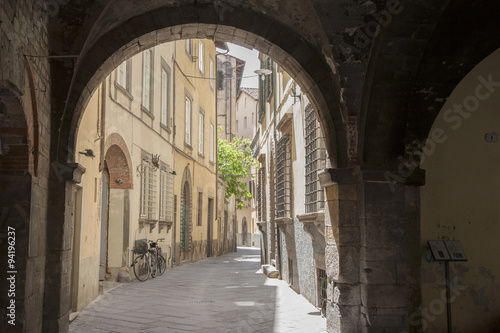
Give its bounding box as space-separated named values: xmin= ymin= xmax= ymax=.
xmin=277 ymin=135 xmax=292 ymax=218
xmin=209 ymin=122 xmax=215 ymax=162
xmin=244 ymin=117 xmax=247 ymax=129
xmin=159 ymin=164 xmax=174 ymax=222
xmin=116 ymin=61 xmax=128 ymax=90
xmin=160 ymin=61 xmax=171 ymax=128
xmin=142 ymin=49 xmax=153 ymax=112
xmin=185 ymin=39 xmax=193 ymax=58
xmin=252 ymin=112 xmax=254 ymax=124
xmin=258 ymin=158 xmax=266 ymax=221
xmin=305 ymin=104 xmax=326 ymax=213
xmin=140 ymin=152 xmax=157 ymax=220
xmin=197 ymin=192 xmax=203 ymax=226
xmin=236 ymin=120 xmax=238 ymax=133
xmin=185 ymin=95 xmax=192 ymax=145
xmin=217 ymin=70 xmax=224 ymax=90
xmin=199 ymin=110 xmax=204 ymax=155
xmin=198 ymin=40 xmax=204 ymax=74
xmin=209 ymin=57 xmax=214 ymax=90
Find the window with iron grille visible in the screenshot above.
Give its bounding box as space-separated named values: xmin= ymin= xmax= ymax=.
xmin=317 ymin=268 xmax=327 ymax=308
xmin=277 ymin=135 xmax=291 ymax=218
xmin=305 ymin=104 xmax=326 ymax=213
xmin=257 ymin=160 xmax=266 ymax=221
xmin=159 ymin=163 xmax=174 ymax=222
xmin=140 ymin=153 xmax=157 ymax=220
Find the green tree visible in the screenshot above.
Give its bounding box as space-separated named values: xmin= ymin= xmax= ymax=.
xmin=217 ymin=128 xmax=259 ymax=209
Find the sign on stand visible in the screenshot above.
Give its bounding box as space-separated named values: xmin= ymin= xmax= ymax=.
xmin=427 ymin=240 xmax=467 ymax=333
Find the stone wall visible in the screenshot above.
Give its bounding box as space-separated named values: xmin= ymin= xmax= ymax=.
xmin=0 ymin=2 xmax=51 ymax=332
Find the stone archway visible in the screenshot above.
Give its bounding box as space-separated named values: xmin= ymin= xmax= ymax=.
xmin=51 ymin=2 xmax=347 ymax=170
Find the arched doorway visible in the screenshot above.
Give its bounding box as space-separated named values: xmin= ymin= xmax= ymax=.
xmin=103 ymin=135 xmax=133 ymax=280
xmin=180 ymin=167 xmax=192 ymax=261
xmin=420 ymin=48 xmax=500 ymax=332
xmin=242 ymin=218 xmax=248 ymax=246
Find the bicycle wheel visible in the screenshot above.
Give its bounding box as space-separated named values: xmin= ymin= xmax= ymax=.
xmin=132 ymin=254 xmax=150 ymax=281
xmin=157 ymin=255 xmax=167 ymax=276
xmin=150 ymin=253 xmax=157 ymax=278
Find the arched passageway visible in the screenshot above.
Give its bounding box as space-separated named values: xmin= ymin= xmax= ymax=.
xmin=2 ymin=1 xmax=500 ymax=332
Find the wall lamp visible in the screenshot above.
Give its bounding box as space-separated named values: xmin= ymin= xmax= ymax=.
xmin=291 ymin=86 xmax=301 ymax=104
xmin=79 ymin=149 xmax=95 ymax=158
xmin=136 ymin=153 xmax=160 ymax=176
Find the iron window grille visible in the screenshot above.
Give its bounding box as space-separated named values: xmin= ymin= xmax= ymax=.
xmin=140 ymin=153 xmax=157 ymax=220
xmin=257 ymin=160 xmax=267 ymax=221
xmin=277 ymin=135 xmax=292 ymax=218
xmin=305 ymin=104 xmax=326 ymax=214
xmin=317 ymin=268 xmax=327 ymax=308
xmin=159 ymin=164 xmax=174 ymax=222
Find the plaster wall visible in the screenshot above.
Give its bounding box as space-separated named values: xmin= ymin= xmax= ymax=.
xmin=421 ymin=48 xmax=500 ymax=332
xmin=74 ymin=86 xmax=103 ymax=311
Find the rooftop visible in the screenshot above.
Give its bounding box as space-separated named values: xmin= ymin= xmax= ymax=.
xmin=239 ymin=87 xmax=259 ymax=100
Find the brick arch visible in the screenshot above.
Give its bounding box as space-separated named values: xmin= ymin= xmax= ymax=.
xmin=104 ymin=133 xmax=133 ymax=189
xmin=0 ymin=89 xmax=30 ymax=175
xmin=53 ymin=1 xmax=348 ymax=168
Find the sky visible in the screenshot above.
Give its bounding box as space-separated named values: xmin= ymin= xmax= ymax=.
xmin=225 ymin=43 xmax=260 ymax=89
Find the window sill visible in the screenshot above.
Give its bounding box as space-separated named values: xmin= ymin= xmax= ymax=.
xmin=114 ymin=82 xmax=133 ymax=100
xmin=160 ymin=123 xmax=171 ymax=133
xmin=159 ymin=221 xmax=173 ymax=233
xmin=141 ymin=106 xmax=155 ymax=119
xmin=296 ymin=211 xmax=325 ymax=239
xmin=140 ymin=218 xmax=158 ymax=232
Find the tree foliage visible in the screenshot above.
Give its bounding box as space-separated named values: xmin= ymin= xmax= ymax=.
xmin=217 ymin=128 xmax=259 ymax=209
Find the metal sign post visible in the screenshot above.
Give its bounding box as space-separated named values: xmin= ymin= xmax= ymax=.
xmin=427 ymin=240 xmax=467 ymax=333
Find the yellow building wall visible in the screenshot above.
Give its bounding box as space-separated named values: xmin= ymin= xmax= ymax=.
xmin=105 ymin=42 xmax=177 ymax=274
xmin=74 ymin=84 xmax=103 ymax=311
xmin=421 ymin=49 xmax=500 ymax=332
xmin=173 ymin=38 xmax=218 ymax=262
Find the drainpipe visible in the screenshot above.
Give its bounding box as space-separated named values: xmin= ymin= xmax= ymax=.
xmin=172 ymin=43 xmax=177 ymax=266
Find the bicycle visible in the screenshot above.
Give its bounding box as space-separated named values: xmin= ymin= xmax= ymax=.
xmin=150 ymin=238 xmax=167 ymax=276
xmin=132 ymin=238 xmax=166 ymax=281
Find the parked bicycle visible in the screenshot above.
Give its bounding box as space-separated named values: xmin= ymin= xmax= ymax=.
xmin=132 ymin=238 xmax=167 ymax=281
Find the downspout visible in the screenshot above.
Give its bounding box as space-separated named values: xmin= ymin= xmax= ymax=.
xmin=172 ymin=43 xmax=177 ymax=267
xmin=99 ymin=81 xmax=106 ymax=171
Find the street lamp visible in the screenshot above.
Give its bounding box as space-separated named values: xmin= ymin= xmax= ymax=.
xmin=254 ymin=68 xmax=272 ymax=81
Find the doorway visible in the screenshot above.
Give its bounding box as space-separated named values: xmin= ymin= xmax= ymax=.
xmin=99 ymin=169 xmax=109 ymax=280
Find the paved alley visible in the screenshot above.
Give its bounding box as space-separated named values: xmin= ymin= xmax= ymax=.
xmin=69 ymin=247 xmax=326 ymax=333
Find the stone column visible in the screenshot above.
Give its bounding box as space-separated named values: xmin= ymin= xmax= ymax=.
xmin=43 ymin=163 xmax=85 ymax=332
xmin=320 ymin=167 xmax=424 ymax=333
xmin=0 ymin=174 xmax=32 ymax=331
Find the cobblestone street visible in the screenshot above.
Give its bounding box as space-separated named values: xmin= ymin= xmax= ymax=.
xmin=69 ymin=247 xmax=326 ymax=333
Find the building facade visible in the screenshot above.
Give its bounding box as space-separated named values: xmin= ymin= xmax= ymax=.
xmin=215 ymin=51 xmax=245 ymax=254
xmin=235 ymin=87 xmax=260 ymax=248
xmin=255 ymin=54 xmax=328 ymax=309
xmin=70 ymin=39 xmax=219 ymax=313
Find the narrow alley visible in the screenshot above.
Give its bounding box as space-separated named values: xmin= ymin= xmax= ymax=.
xmin=69 ymin=247 xmax=326 ymax=333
